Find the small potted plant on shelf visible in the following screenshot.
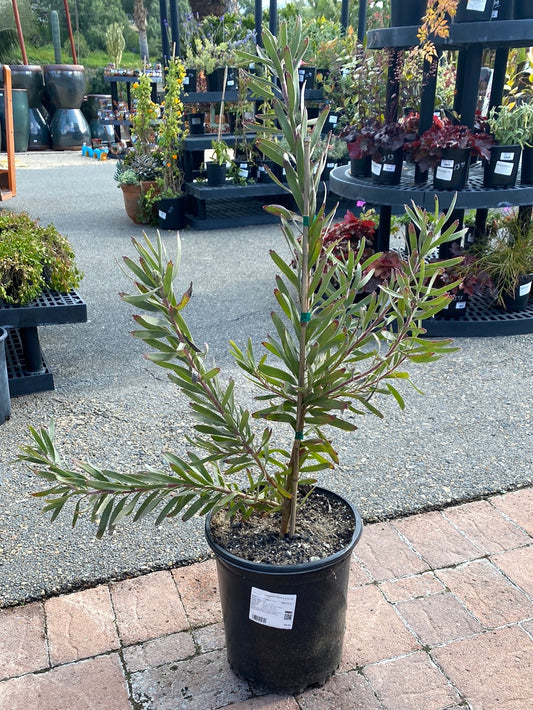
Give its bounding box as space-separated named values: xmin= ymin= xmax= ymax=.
xmin=411 ymin=114 xmax=493 ymax=189
xmin=468 ymin=210 xmax=533 ymax=311
xmin=483 ymin=104 xmax=525 ymax=188
xmin=19 ymin=20 xmax=465 ymax=696
xmin=206 ymin=139 xmax=231 ymax=186
xmin=346 ymin=118 xmax=408 ymax=184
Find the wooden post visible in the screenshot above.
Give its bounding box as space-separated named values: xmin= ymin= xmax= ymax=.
xmin=0 ymin=66 xmax=16 ymax=199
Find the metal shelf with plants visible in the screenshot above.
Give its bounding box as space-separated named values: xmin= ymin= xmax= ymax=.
xmin=329 ymin=17 xmax=533 ymax=337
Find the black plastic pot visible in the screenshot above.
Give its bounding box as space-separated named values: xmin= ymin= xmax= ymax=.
xmin=390 ymin=0 xmax=428 ymax=26
xmin=298 ymin=66 xmax=316 ymax=89
xmin=186 ymin=112 xmax=205 ymax=135
xmin=437 ymin=293 xmax=469 ymax=320
xmin=322 ymin=113 xmax=340 ymax=135
xmin=492 ymin=0 xmax=514 ymax=19
xmin=184 ymin=69 xmax=197 ymax=92
xmin=207 ymin=67 xmax=238 ymax=92
xmin=520 ymin=145 xmax=533 ymax=184
xmin=501 ymin=276 xmax=532 ymax=312
xmin=514 ymin=0 xmax=533 ymax=18
xmin=350 ymin=156 xmax=372 ymax=178
xmin=433 ymin=147 xmax=471 ymax=190
xmin=257 ymin=159 xmax=275 ymax=183
xmin=0 ymin=327 xmax=11 ymax=425
xmin=205 ymin=488 xmax=363 ymax=693
xmin=206 ymin=161 xmax=227 ymax=186
xmin=454 ymin=0 xmax=495 ymax=22
xmin=157 ymin=196 xmax=188 ymax=230
xmin=483 ymin=145 xmax=521 ymax=188
xmin=371 ymin=148 xmax=403 ymax=185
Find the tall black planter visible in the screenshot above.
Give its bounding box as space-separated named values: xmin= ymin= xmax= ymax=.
xmin=0 ymin=327 xmax=11 ymax=425
xmin=483 ymin=145 xmax=521 ymax=188
xmin=454 ymin=0 xmax=495 ymax=22
xmin=207 ymin=67 xmax=238 ymax=91
xmin=501 ymin=276 xmax=532 ymax=312
xmin=157 ymin=196 xmax=188 ymax=230
xmin=390 ymin=0 xmax=428 ymax=26
xmin=205 ymin=488 xmax=363 ymax=693
xmin=520 ymin=145 xmax=533 ymax=184
xmin=43 ymin=65 xmax=91 ymax=150
xmin=206 ymin=162 xmax=227 ymax=186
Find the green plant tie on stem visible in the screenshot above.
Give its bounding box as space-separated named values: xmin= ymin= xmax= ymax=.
xmin=300 ymin=311 xmax=311 ymax=323
xmin=295 ymin=432 xmax=304 ymax=440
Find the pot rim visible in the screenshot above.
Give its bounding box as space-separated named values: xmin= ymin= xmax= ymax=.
xmin=205 ymin=486 xmax=363 ymax=575
xmin=43 ymin=64 xmax=85 ymax=72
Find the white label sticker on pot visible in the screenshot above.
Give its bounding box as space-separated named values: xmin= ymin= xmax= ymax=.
xmin=519 ymin=281 xmax=532 ymax=297
xmin=441 ymin=159 xmax=455 ymax=169
xmin=192 ymin=117 xmax=201 ymax=124
xmin=495 ymin=160 xmax=514 ymax=176
xmin=467 ymin=0 xmax=486 ymax=11
xmin=500 ymin=152 xmax=515 ymax=162
xmin=249 ymin=587 xmax=297 ymax=630
xmin=329 ymin=115 xmax=338 ymax=124
xmin=383 ymin=163 xmax=396 ymax=173
xmin=456 ymin=300 xmax=467 ymax=309
xmin=371 ymin=161 xmax=381 ymax=176
xmin=158 ymin=210 xmax=166 ymax=220
xmin=436 ymin=166 xmax=453 ymax=181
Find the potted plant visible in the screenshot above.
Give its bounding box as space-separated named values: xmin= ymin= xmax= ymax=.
xmin=346 ymin=119 xmax=408 ymax=184
xmin=411 ymin=114 xmax=493 ymax=189
xmin=19 ymin=20 xmax=464 ymax=695
xmin=454 ymin=0 xmax=494 ymax=22
xmin=484 ymin=104 xmax=525 ymax=188
xmin=469 ymin=211 xmax=533 ymax=311
xmin=154 ymin=56 xmax=189 ymax=231
xmin=206 ymin=139 xmax=231 ymax=186
xmin=114 ymin=153 xmax=161 ymax=224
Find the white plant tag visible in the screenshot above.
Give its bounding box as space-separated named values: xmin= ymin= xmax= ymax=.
xmin=456 ymin=300 xmax=467 ymax=309
xmin=441 ymin=159 xmax=455 ymax=169
xmin=500 ymin=152 xmax=515 ymax=161
xmin=383 ymin=163 xmax=396 ymax=173
xmin=467 ymin=0 xmax=486 ymax=11
xmin=436 ymin=166 xmax=454 ymax=181
xmin=495 ymin=160 xmax=514 ymax=176
xmin=371 ymin=161 xmax=381 ymax=176
xmin=519 ymin=281 xmax=532 ymax=297
xmin=249 ymin=587 xmax=297 ymax=630
xmin=329 ymin=115 xmax=338 ymax=124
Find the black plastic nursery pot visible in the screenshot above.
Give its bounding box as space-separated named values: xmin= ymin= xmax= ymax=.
xmin=390 ymin=0 xmax=428 ymax=26
xmin=514 ymin=0 xmax=533 ymax=18
xmin=184 ymin=69 xmax=197 ymax=92
xmin=483 ymin=145 xmax=521 ymax=188
xmin=433 ymin=148 xmax=471 ymax=190
xmin=350 ymin=156 xmax=372 ymax=178
xmin=454 ymin=0 xmax=495 ymax=22
xmin=205 ymin=488 xmax=363 ymax=694
xmin=521 ymin=146 xmax=533 ymax=185
xmin=206 ymin=161 xmax=227 ymax=186
xmin=186 ymin=112 xmax=205 ymax=135
xmin=502 ymin=276 xmax=533 ymax=312
xmin=371 ymin=148 xmax=403 ymax=185
xmin=298 ymin=66 xmax=316 ymax=89
xmin=0 ymin=328 xmax=11 ymax=425
xmin=157 ymin=196 xmax=188 ymax=230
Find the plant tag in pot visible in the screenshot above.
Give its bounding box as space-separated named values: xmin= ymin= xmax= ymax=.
xmin=494 ymin=160 xmax=514 ymax=176
xmin=249 ymin=587 xmax=297 ymax=630
xmin=467 ymin=0 xmax=487 ymax=10
xmin=436 ymin=165 xmax=454 ymax=181
xmin=383 ymin=163 xmax=396 ymax=173
xmin=519 ymin=281 xmax=532 ymax=297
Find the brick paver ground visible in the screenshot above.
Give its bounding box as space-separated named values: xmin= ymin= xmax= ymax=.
xmin=1 ymin=488 xmax=531 ymax=709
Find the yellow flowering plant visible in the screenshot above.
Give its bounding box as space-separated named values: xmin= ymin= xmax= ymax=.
xmin=130 ymin=73 xmax=160 ymax=155
xmin=156 ymin=56 xmax=189 ymax=197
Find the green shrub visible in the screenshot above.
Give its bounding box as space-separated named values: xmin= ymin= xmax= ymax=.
xmin=0 ymin=211 xmax=82 ymax=305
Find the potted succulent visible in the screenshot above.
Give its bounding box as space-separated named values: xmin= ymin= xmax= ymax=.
xmin=114 ymin=153 xmax=162 ymax=224
xmin=19 ymin=20 xmax=464 ymax=695
xmin=484 ymin=104 xmax=525 ymax=188
xmin=411 ymin=114 xmax=493 ymax=189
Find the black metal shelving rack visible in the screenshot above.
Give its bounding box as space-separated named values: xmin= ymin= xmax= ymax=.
xmin=329 ymin=19 xmax=533 ymax=337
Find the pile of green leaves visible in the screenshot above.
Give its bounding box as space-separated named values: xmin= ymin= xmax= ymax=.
xmin=0 ymin=211 xmax=82 ymax=305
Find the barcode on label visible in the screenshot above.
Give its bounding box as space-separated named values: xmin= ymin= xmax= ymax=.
xmin=252 ymin=614 xmax=267 ymax=624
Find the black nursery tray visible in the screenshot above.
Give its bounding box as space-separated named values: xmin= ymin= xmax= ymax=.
xmin=5 ymin=328 xmax=54 ymax=397
xmin=0 ymin=290 xmax=87 ymax=328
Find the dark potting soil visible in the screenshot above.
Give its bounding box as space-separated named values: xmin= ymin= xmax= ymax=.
xmin=209 ymin=489 xmax=356 ymax=565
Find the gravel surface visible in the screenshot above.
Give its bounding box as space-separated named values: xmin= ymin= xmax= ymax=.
xmin=0 ymin=151 xmax=531 ymax=608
